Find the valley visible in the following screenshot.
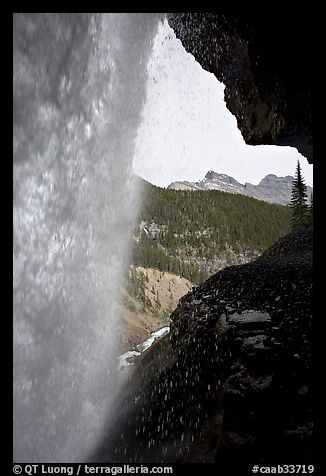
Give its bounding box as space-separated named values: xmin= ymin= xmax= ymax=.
xmin=118 ymin=175 xmax=294 ymax=354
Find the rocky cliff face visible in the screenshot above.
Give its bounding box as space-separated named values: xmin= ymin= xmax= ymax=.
xmin=168 ymin=171 xmax=313 ymax=205
xmin=118 ymin=266 xmax=193 ymax=352
xmin=90 ymin=227 xmax=313 ymax=468
xmin=168 ymin=12 xmax=313 ymax=162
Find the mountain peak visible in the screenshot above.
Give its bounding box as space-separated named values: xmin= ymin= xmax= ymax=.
xmin=258 ymin=174 xmax=294 ymax=187
xmin=204 ymin=171 xmax=239 ymax=186
xmin=168 ymin=171 xmax=312 ymax=205
xmin=205 ymin=170 xmax=219 ymax=180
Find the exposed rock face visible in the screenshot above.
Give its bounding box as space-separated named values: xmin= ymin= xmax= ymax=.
xmin=168 ymin=170 xmax=313 ymax=205
xmin=90 ymin=227 xmax=313 ymax=468
xmin=118 ymin=266 xmax=193 ymax=352
xmin=168 ymin=12 xmax=313 ymax=162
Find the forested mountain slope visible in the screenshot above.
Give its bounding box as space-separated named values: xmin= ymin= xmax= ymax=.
xmin=132 ymin=178 xmax=291 ymax=284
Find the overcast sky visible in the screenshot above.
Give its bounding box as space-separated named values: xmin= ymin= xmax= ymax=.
xmin=133 ymin=19 xmax=313 ymax=188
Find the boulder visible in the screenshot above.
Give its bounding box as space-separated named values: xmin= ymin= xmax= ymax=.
xmin=90 ymin=228 xmax=313 ymax=466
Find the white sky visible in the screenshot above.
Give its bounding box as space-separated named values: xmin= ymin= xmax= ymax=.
xmin=133 ymin=19 xmax=313 ymax=188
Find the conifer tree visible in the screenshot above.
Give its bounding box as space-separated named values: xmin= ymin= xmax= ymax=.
xmin=290 ymin=160 xmax=308 ymax=230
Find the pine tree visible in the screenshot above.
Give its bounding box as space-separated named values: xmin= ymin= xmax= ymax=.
xmin=290 ymin=160 xmax=308 ymax=230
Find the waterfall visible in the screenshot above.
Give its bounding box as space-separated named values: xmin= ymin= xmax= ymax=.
xmin=13 ymin=13 xmax=161 ymax=463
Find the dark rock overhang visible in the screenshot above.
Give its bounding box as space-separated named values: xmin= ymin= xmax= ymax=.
xmin=168 ymin=11 xmax=313 ymax=163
